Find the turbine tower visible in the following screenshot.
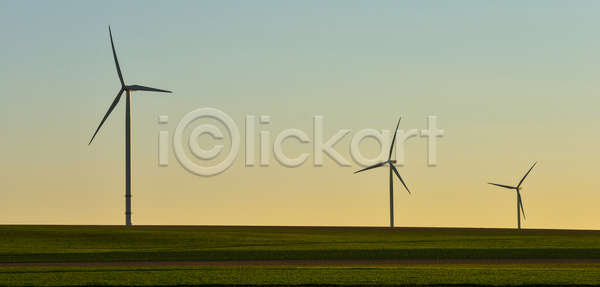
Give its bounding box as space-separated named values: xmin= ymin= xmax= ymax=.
xmin=89 ymin=26 xmax=171 ymax=226
xmin=354 ymin=117 xmax=411 ymax=227
xmin=488 ymin=162 xmax=537 ymax=229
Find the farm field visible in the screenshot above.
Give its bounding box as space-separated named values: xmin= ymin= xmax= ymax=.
xmin=2 ymin=264 xmax=600 ymax=286
xmin=1 ymin=225 xmax=599 ymax=286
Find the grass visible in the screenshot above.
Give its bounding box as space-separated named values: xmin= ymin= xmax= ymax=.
xmin=1 ymin=225 xmax=600 ymax=262
xmin=1 ymin=264 xmax=600 ymax=286
xmin=1 ymin=225 xmax=600 ymax=286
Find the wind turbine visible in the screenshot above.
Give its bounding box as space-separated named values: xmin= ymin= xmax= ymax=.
xmin=488 ymin=162 xmax=537 ymax=229
xmin=354 ymin=117 xmax=411 ymax=227
xmin=89 ymin=26 xmax=171 ymax=226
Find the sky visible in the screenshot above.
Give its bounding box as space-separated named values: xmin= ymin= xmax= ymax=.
xmin=1 ymin=1 xmax=599 ymax=229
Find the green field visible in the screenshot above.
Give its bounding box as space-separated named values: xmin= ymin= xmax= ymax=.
xmin=2 ymin=265 xmax=600 ymax=286
xmin=1 ymin=225 xmax=599 ymax=286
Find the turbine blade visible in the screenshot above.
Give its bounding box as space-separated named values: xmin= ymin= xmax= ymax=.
xmin=487 ymin=182 xmax=516 ymax=189
xmin=390 ymin=165 xmax=410 ymax=194
xmin=354 ymin=162 xmax=386 ymax=174
xmin=89 ymin=89 xmax=124 ymax=145
xmin=518 ymin=191 xmax=526 ymax=220
xmin=517 ymin=162 xmax=537 ymax=189
xmin=126 ymin=85 xmax=172 ymax=93
xmin=109 ymin=26 xmax=125 ymax=87
xmin=388 ymin=117 xmax=402 ymax=161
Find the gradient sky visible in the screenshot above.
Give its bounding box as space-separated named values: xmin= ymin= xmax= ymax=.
xmin=1 ymin=1 xmax=599 ymax=229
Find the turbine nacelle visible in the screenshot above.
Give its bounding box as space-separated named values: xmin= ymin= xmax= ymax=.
xmin=390 ymin=160 xmax=397 ymax=164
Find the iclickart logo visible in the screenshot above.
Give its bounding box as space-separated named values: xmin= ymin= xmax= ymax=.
xmin=158 ymin=108 xmax=443 ymax=176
